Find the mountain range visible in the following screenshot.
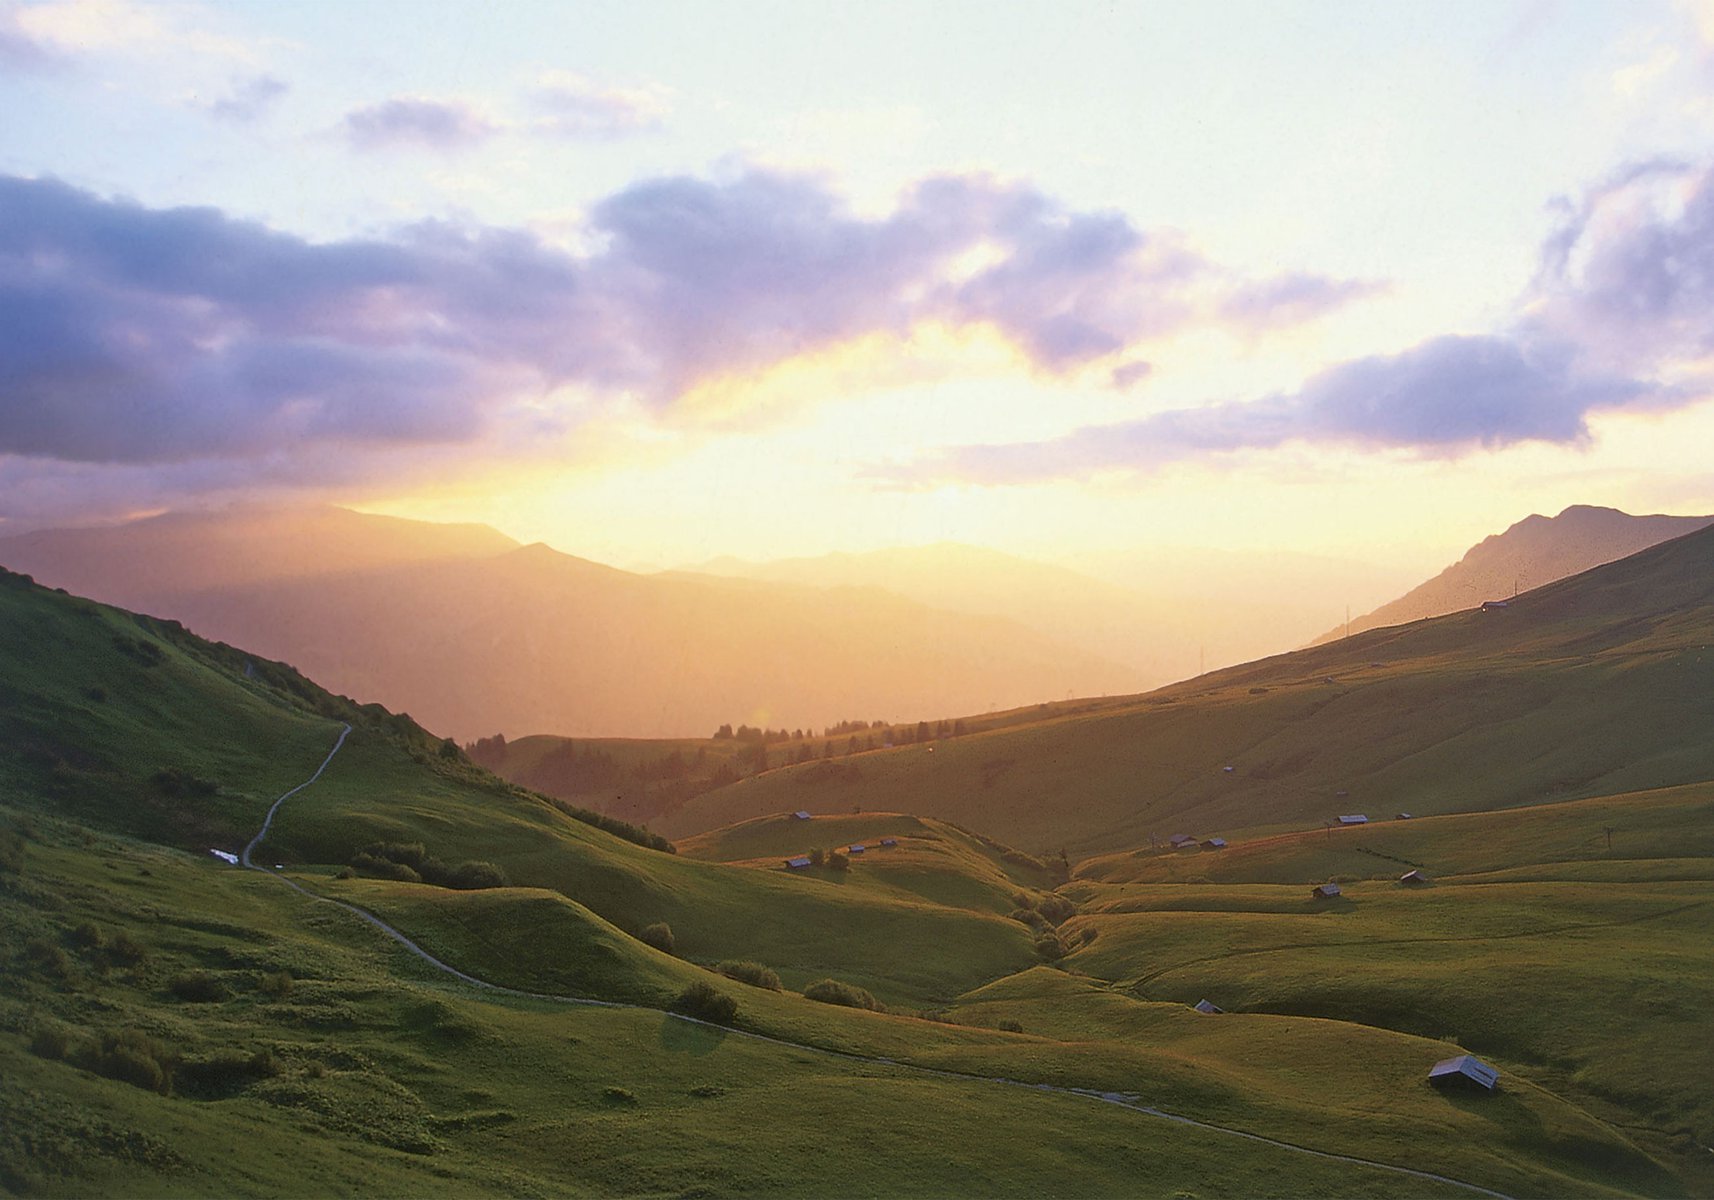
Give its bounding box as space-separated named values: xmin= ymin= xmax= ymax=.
xmin=1315 ymin=504 xmax=1714 ymax=644
xmin=0 ymin=506 xmax=1140 ymax=740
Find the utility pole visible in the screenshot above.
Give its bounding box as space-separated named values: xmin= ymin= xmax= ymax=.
xmin=1345 ymin=604 xmax=1351 ymax=639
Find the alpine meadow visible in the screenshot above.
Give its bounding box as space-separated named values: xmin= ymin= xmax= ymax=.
xmin=5 ymin=3 xmax=1714 ymax=1198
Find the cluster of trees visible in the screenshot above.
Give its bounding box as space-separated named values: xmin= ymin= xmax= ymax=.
xmin=346 ymin=841 xmax=510 ymax=890
xmin=712 ymin=718 xmax=971 ymax=744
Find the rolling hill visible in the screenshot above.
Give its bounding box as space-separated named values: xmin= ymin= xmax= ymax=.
xmin=658 ymin=520 xmax=1714 ymax=856
xmin=1315 ymin=505 xmax=1714 ymax=644
xmin=0 ymin=506 xmax=1140 ymax=740
xmin=2 ymin=566 xmax=1708 ymax=1195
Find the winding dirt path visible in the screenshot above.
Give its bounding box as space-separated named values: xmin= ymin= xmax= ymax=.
xmin=242 ymin=721 xmax=1514 ymax=1200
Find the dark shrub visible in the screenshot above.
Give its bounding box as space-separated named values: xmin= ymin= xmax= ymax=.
xmin=602 ymin=1086 xmax=639 ymax=1105
xmin=0 ymin=826 xmax=23 ymax=874
xmin=68 ymin=922 xmax=106 ymax=950
xmin=349 ymin=856 xmax=421 ymax=883
xmin=825 ymin=850 xmax=849 ymax=872
xmin=671 ymin=981 xmax=739 ymax=1025
xmin=107 ymin=931 xmax=148 ymax=967
xmin=83 ymin=685 xmax=107 ymax=703
xmin=30 ymin=1023 xmax=75 ymax=1061
xmin=1009 ymin=907 xmax=1051 ymax=933
xmin=79 ymin=1028 xmax=173 ymax=1095
xmin=997 ymin=1019 xmax=1025 ymax=1033
xmin=717 ymin=960 xmax=781 ymax=990
xmin=259 ymin=970 xmax=294 ymax=998
xmin=1078 ymin=927 xmax=1098 ymax=946
xmin=355 ymin=842 xmax=427 ymax=869
xmin=23 ymin=937 xmax=74 ymax=983
xmin=638 ymin=922 xmax=675 ymax=954
xmin=1032 ymin=933 xmax=1066 ymax=961
xmin=434 ymin=860 xmax=509 ymax=890
xmin=168 ymin=970 xmax=229 ymax=1002
xmin=177 ymin=1048 xmax=281 ymax=1097
xmin=149 ymin=766 xmax=217 ymax=797
xmin=1036 ymin=894 xmax=1078 ymax=925
xmin=803 ymin=978 xmax=884 ymax=1012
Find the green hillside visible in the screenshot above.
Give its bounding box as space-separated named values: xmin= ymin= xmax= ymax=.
xmin=2 ymin=565 xmax=1708 ymax=1196
xmin=659 ymin=522 xmax=1714 ymax=855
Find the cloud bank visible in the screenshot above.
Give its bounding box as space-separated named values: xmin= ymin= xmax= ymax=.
xmin=889 ymin=160 xmax=1714 ymax=486
xmin=0 ymin=167 xmax=1364 ymax=485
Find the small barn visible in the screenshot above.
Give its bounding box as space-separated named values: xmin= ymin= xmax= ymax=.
xmin=1480 ymin=600 xmax=1510 ymax=611
xmin=1167 ymin=833 xmax=1197 ymax=847
xmin=1400 ymin=869 xmax=1428 ymax=885
xmin=1312 ymin=882 xmax=1342 ymax=900
xmin=209 ymin=849 xmax=239 ymax=865
xmin=784 ymin=856 xmax=812 ymax=870
xmin=1201 ymin=837 xmax=1227 ymax=850
xmin=1337 ymin=814 xmax=1369 ymax=826
xmin=879 ymin=837 xmax=898 ymax=848
xmin=1193 ymin=999 xmax=1223 ymax=1014
xmin=792 ymin=810 xmax=813 ymax=820
xmin=1396 ymin=812 xmax=1413 ymax=820
xmin=1428 ymin=1054 xmax=1498 ymax=1093
xmin=1222 ymin=765 xmax=1235 ymax=773
xmin=847 ymin=843 xmax=866 ymax=854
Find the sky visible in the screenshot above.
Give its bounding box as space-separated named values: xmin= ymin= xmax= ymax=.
xmin=5 ymin=0 xmax=1714 ymax=579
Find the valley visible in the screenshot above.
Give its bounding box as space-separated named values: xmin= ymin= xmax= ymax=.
xmin=3 ymin=518 xmax=1713 ymax=1196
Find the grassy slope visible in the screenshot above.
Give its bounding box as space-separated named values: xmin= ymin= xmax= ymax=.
xmin=676 ymin=812 xmax=1060 ymax=913
xmin=1032 ymin=784 xmax=1714 ymax=1194
xmin=660 ymin=522 xmax=1714 ymax=856
xmin=5 ymin=820 xmax=1490 ymax=1200
xmin=2 ymin=568 xmax=1703 ymax=1196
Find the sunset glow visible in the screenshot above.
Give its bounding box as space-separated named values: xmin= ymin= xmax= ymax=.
xmin=4 ymin=0 xmax=1714 ymax=584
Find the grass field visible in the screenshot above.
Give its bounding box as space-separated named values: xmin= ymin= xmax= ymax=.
xmin=3 ymin=564 xmax=1711 ymax=1195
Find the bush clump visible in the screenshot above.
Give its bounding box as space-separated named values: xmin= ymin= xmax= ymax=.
xmin=1036 ymin=894 xmax=1078 ymax=925
xmin=348 ymin=842 xmax=509 ymax=889
xmin=803 ymin=978 xmax=885 ymax=1012
xmin=1032 ymin=932 xmax=1066 ymax=961
xmin=176 ymin=1048 xmax=281 ymax=1097
xmin=717 ymin=960 xmax=781 ymax=990
xmin=149 ymin=766 xmax=218 ymax=797
xmin=168 ymin=970 xmax=230 ymax=1003
xmin=638 ymin=922 xmax=675 ymax=954
xmin=71 ymin=1028 xmax=176 ymax=1095
xmin=670 ymin=981 xmax=739 ymax=1025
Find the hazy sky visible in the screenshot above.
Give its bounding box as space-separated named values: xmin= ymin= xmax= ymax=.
xmin=5 ymin=0 xmax=1714 ymax=574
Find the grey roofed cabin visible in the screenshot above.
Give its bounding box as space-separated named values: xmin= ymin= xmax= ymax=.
xmin=847 ymin=843 xmax=866 ymax=854
xmin=1428 ymin=1054 xmax=1498 ymax=1092
xmin=792 ymin=810 xmax=812 ymax=820
xmin=1201 ymin=837 xmax=1226 ymax=849
xmin=1337 ymin=814 xmax=1369 ymax=825
xmin=784 ymin=856 xmax=812 ymax=869
xmin=1396 ymin=812 xmax=1413 ymax=820
xmin=1193 ymin=999 xmax=1223 ymax=1014
xmin=1167 ymin=833 xmax=1197 ymax=846
xmin=1312 ymin=882 xmax=1342 ymax=899
xmin=879 ymin=837 xmax=898 ymax=847
xmin=1400 ymin=869 xmax=1428 ymax=885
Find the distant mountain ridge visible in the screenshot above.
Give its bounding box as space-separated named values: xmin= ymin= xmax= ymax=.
xmin=0 ymin=507 xmax=1139 ymax=740
xmin=1315 ymin=504 xmax=1714 ymax=644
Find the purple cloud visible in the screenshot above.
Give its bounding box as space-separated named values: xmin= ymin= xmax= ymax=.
xmin=1528 ymin=159 xmax=1714 ymax=371
xmin=343 ymin=98 xmax=497 ymax=151
xmin=890 ymin=335 xmax=1657 ymax=486
xmin=0 ymin=7 xmax=60 ymax=70
xmin=205 ymin=74 xmax=289 ymax=123
xmin=1219 ymin=272 xmax=1388 ymax=333
xmin=0 ymin=166 xmax=1377 ymax=502
xmin=530 ymin=74 xmax=667 ymax=138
